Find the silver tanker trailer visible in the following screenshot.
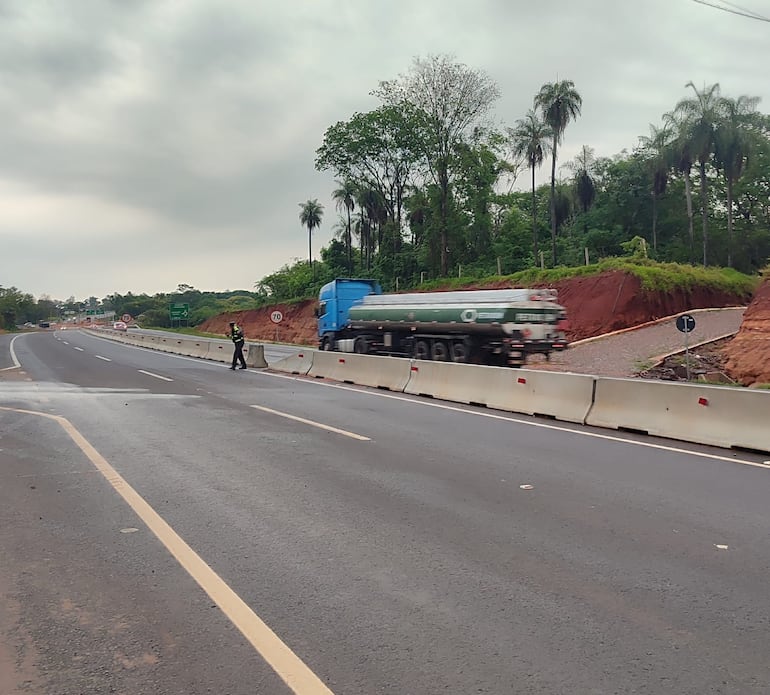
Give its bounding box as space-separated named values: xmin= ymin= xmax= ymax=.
xmin=317 ymin=278 xmax=568 ymax=367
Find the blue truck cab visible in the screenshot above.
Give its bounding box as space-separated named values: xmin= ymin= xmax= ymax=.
xmin=317 ymin=278 xmax=381 ymax=348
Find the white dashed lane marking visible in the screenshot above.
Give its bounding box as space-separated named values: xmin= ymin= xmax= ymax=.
xmin=137 ymin=369 xmax=173 ymax=382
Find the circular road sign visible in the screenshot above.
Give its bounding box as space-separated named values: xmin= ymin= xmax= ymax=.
xmin=676 ymin=314 xmax=696 ymax=333
xmin=270 ymin=310 xmax=283 ymax=324
xmin=121 ymin=313 xmax=132 ymax=323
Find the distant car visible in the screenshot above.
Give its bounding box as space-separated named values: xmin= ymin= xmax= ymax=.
xmin=113 ymin=321 xmax=127 ymax=331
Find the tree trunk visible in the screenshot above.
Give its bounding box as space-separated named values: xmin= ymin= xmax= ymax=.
xmin=651 ymin=193 xmax=658 ymax=251
xmin=346 ymin=207 xmax=352 ymax=275
xmin=699 ymin=161 xmax=708 ymax=267
xmin=439 ymin=163 xmax=449 ymax=276
xmin=550 ymin=134 xmax=558 ymax=267
xmin=726 ymin=177 xmax=734 ymax=268
xmin=531 ymin=163 xmax=539 ymax=262
xmin=683 ymin=172 xmax=695 ymax=263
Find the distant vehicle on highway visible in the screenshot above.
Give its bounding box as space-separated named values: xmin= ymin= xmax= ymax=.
xmin=113 ymin=321 xmax=128 ymax=331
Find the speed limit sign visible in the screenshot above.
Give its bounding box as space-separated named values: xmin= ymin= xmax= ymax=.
xmin=270 ymin=310 xmax=283 ymax=324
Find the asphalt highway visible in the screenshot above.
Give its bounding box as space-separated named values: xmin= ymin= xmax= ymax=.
xmin=1 ymin=330 xmax=769 ymax=694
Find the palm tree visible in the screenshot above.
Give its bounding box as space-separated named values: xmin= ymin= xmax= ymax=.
xmin=356 ymin=187 xmax=385 ymax=270
xmin=714 ymin=95 xmax=761 ymax=267
xmin=535 ymin=80 xmax=582 ymax=266
xmin=569 ymin=145 xmax=596 ymax=235
xmin=664 ymin=110 xmax=697 ymax=262
xmin=332 ymin=180 xmax=356 ymax=275
xmin=509 ymin=110 xmax=552 ymax=262
xmin=675 ymin=82 xmax=722 ymax=266
xmin=298 ymin=199 xmax=324 ymax=277
xmin=638 ymin=124 xmax=673 ymax=251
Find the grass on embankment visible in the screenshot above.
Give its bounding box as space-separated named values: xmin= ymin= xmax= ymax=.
xmin=420 ymin=259 xmax=760 ymax=298
xmin=138 ymin=326 xmax=225 ymax=339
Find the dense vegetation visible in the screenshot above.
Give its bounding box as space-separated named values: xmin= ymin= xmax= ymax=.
xmin=0 ymin=284 xmax=262 ymax=330
xmin=3 ymin=56 xmax=767 ymax=330
xmin=293 ymin=55 xmax=770 ymax=299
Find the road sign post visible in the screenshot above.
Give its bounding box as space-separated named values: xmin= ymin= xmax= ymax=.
xmin=270 ymin=310 xmax=283 ymax=343
xmin=169 ymin=303 xmax=190 ymax=327
xmin=676 ymin=314 xmax=696 ymax=381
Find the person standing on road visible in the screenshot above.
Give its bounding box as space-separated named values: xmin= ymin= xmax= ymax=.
xmin=227 ymin=321 xmax=247 ymax=370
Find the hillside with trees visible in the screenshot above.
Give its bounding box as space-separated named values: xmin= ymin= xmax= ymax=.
xmin=279 ymin=55 xmax=769 ymax=304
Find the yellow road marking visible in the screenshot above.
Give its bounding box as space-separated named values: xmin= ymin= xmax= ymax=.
xmin=0 ymin=405 xmax=334 ymax=695
xmin=250 ymin=404 xmax=371 ymax=441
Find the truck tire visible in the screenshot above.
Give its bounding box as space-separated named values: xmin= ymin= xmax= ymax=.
xmin=414 ymin=340 xmax=430 ymax=360
xmin=450 ymin=341 xmax=468 ymax=363
xmin=431 ymin=340 xmax=449 ymax=361
xmin=354 ymin=337 xmax=369 ymax=354
xmin=320 ymin=336 xmax=332 ymax=351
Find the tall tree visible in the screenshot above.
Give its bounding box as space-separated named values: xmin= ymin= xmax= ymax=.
xmin=568 ymin=145 xmax=597 ymax=234
xmin=638 ymin=124 xmax=673 ymax=251
xmin=374 ymin=54 xmax=500 ymax=276
xmin=509 ymin=110 xmax=552 ymax=261
xmin=535 ymin=80 xmax=583 ymax=266
xmin=664 ymin=110 xmax=697 ymax=262
xmin=675 ymin=82 xmax=722 ymax=265
xmin=316 ymin=105 xmax=421 ymax=237
xmin=298 ymin=199 xmax=324 ymax=277
xmin=332 ymin=179 xmax=357 ymax=274
xmin=714 ymin=95 xmax=761 ymax=266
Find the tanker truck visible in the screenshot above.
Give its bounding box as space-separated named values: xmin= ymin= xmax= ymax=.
xmin=317 ymin=278 xmax=568 ymax=367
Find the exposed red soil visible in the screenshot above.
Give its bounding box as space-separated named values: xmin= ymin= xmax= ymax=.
xmin=538 ymin=271 xmax=748 ymax=341
xmin=723 ymin=277 xmax=770 ymax=386
xmin=200 ymin=270 xmax=753 ymax=349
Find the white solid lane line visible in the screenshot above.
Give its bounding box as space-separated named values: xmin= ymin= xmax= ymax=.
xmin=250 ymin=404 xmax=371 ymax=441
xmin=95 ymin=355 xmax=112 ymax=362
xmin=256 ymin=371 xmax=770 ymax=470
xmin=0 ymin=335 xmax=22 ymax=371
xmin=137 ymin=369 xmax=173 ymax=382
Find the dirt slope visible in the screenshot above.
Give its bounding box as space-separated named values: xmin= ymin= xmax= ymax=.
xmin=723 ymin=277 xmax=770 ymax=386
xmin=199 ymin=270 xmax=751 ymax=347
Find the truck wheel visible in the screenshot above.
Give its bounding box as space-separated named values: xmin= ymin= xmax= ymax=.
xmin=320 ymin=337 xmax=332 ymax=351
xmin=450 ymin=342 xmax=468 ymax=363
xmin=414 ymin=340 xmax=430 ymax=360
xmin=431 ymin=340 xmax=449 ymax=361
xmin=354 ymin=337 xmax=369 ymax=354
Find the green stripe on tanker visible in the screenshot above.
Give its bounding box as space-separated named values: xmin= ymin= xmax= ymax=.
xmin=347 ymin=303 xmax=559 ymax=326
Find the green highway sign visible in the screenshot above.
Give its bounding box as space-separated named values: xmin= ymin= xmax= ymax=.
xmin=169 ymin=303 xmax=190 ymax=320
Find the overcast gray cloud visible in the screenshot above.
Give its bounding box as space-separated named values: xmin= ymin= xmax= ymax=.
xmin=0 ymin=0 xmax=768 ymax=299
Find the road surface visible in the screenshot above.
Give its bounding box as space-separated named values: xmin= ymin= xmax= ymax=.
xmin=1 ymin=330 xmax=769 ymax=694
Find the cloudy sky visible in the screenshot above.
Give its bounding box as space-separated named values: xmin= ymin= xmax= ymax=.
xmin=1 ymin=0 xmax=768 ymax=301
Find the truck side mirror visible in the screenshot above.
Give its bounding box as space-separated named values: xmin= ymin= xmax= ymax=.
xmin=313 ymin=307 xmax=319 ymax=318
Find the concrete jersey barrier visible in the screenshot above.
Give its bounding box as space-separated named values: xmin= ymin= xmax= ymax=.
xmin=403 ymin=361 xmax=593 ymax=423
xmin=587 ymin=377 xmax=770 ymax=453
xmin=308 ymin=351 xmax=411 ymax=391
xmin=269 ymin=350 xmax=315 ymax=375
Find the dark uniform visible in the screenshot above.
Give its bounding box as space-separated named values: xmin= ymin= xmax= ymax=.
xmin=228 ymin=321 xmax=247 ymax=369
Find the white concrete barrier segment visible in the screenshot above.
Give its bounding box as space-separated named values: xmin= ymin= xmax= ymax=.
xmin=245 ymin=343 xmax=268 ymax=368
xmin=404 ymin=360 xmax=491 ymax=403
xmin=268 ymin=350 xmax=315 ymax=375
xmin=586 ymin=378 xmax=770 ymax=453
xmin=183 ymin=340 xmax=211 ymax=360
xmin=485 ymin=368 xmax=595 ymax=424
xmin=207 ymin=342 xmax=231 ymax=363
xmin=308 ymin=352 xmax=411 ymax=391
